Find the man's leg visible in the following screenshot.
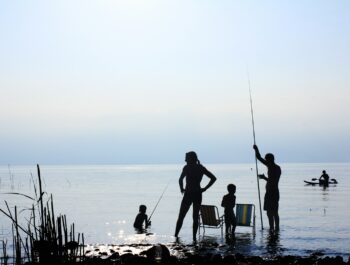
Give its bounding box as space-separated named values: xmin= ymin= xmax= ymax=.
xmin=267 ymin=211 xmax=274 ymax=231
xmin=274 ymin=211 xmax=279 ymax=231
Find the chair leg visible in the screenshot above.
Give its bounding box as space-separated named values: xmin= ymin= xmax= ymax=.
xmin=198 ymin=216 xmax=201 ymax=236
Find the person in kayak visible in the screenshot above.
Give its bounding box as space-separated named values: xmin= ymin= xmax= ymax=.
xmin=319 ymin=170 xmax=330 ymax=186
xmin=174 ymin=151 xmax=217 ymax=242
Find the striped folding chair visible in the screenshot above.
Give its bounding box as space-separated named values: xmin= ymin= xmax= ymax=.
xmin=235 ymin=203 xmax=256 ymax=233
xmin=199 ymin=205 xmax=224 ymax=237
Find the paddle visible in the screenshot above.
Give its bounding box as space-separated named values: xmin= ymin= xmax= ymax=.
xmin=312 ymin=177 xmax=337 ymax=183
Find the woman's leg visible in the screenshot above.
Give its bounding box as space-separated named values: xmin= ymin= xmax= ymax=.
xmin=175 ymin=196 xmax=191 ymax=237
xmin=192 ymin=192 xmax=202 ymax=241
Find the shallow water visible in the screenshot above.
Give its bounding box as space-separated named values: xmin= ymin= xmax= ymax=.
xmin=0 ymin=163 xmax=349 ymax=258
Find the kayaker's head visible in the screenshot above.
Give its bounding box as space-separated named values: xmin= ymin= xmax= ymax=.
xmin=265 ymin=153 xmax=275 ymax=165
xmin=185 ymin=151 xmax=199 ymax=165
xmin=322 ymin=170 xmax=326 ymax=174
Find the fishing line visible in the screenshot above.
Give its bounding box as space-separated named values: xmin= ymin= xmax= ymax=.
xmin=247 ymin=71 xmax=264 ymax=230
xmin=147 ymin=179 xmax=172 ymax=223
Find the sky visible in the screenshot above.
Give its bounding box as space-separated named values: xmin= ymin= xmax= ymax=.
xmin=0 ymin=1 xmax=349 ymax=164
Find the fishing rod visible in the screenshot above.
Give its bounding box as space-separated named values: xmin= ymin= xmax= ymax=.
xmin=147 ymin=179 xmax=171 ymax=223
xmin=248 ymin=72 xmax=264 ymax=230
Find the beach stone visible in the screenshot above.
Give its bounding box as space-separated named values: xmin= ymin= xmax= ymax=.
xmin=247 ymin=256 xmax=264 ymax=264
xmin=334 ymin=256 xmax=345 ymax=265
xmin=140 ymin=244 xmax=171 ymax=262
xmin=210 ymin=254 xmax=223 ymax=265
xmin=120 ymin=253 xmax=144 ymax=265
xmin=235 ymin=253 xmax=246 ymax=262
xmin=85 ymin=256 xmax=110 ymax=265
xmin=317 ymin=256 xmax=344 ymax=265
xmin=223 ymin=254 xmax=237 ymax=265
xmin=299 ymin=256 xmax=313 ymax=265
xmin=108 ymin=251 xmax=120 ymax=260
xmin=185 ymin=253 xmax=204 ymax=264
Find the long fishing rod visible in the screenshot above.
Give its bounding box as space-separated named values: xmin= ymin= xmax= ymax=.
xmin=248 ymin=72 xmax=264 ymax=230
xmin=147 ymin=179 xmax=171 ymax=223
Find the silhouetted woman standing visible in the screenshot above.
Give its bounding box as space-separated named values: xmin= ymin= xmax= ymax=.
xmin=174 ymin=151 xmax=217 ymax=241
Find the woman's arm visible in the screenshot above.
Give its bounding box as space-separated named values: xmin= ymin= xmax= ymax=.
xmin=179 ymin=170 xmax=186 ymax=193
xmin=201 ymin=169 xmax=217 ymax=192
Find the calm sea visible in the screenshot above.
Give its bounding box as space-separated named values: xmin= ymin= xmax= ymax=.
xmin=0 ymin=163 xmax=349 ymax=258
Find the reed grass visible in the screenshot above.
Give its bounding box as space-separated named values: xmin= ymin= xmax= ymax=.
xmin=0 ymin=164 xmax=85 ymax=264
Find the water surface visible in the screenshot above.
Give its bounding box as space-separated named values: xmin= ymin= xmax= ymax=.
xmin=0 ymin=163 xmax=349 ymax=258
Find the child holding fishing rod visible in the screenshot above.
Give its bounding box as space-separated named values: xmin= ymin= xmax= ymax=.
xmin=174 ymin=151 xmax=217 ymax=242
xmin=133 ymin=205 xmax=151 ymax=232
xmin=253 ymin=145 xmax=281 ymax=232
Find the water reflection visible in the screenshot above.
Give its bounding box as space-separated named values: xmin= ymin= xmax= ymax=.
xmin=196 ymin=232 xmax=256 ymax=256
xmin=265 ymin=231 xmax=283 ymax=256
xmin=233 ymin=232 xmax=256 ymax=254
xmin=321 ymin=188 xmax=329 ymax=201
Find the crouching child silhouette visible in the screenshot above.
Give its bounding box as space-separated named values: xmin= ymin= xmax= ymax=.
xmin=134 ymin=205 xmax=151 ymax=232
xmin=221 ymin=184 xmax=237 ymax=239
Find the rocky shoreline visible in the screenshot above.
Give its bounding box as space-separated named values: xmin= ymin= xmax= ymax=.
xmin=82 ymin=243 xmax=350 ymax=265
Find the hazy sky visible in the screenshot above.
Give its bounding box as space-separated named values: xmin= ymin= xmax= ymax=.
xmin=1 ymin=1 xmax=349 ymax=164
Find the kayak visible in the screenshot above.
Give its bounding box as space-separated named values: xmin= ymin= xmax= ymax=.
xmin=304 ymin=179 xmax=338 ymax=185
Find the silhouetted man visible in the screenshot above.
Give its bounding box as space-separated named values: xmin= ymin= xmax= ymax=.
xmin=253 ymin=145 xmax=281 ymax=232
xmin=174 ymin=151 xmax=217 ymax=241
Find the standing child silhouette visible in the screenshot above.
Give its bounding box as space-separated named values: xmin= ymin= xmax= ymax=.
xmin=221 ymin=184 xmax=237 ymax=238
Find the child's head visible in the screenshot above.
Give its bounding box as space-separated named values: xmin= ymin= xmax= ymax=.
xmin=139 ymin=205 xmax=147 ymax=213
xmin=227 ymin=184 xmax=236 ymax=194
